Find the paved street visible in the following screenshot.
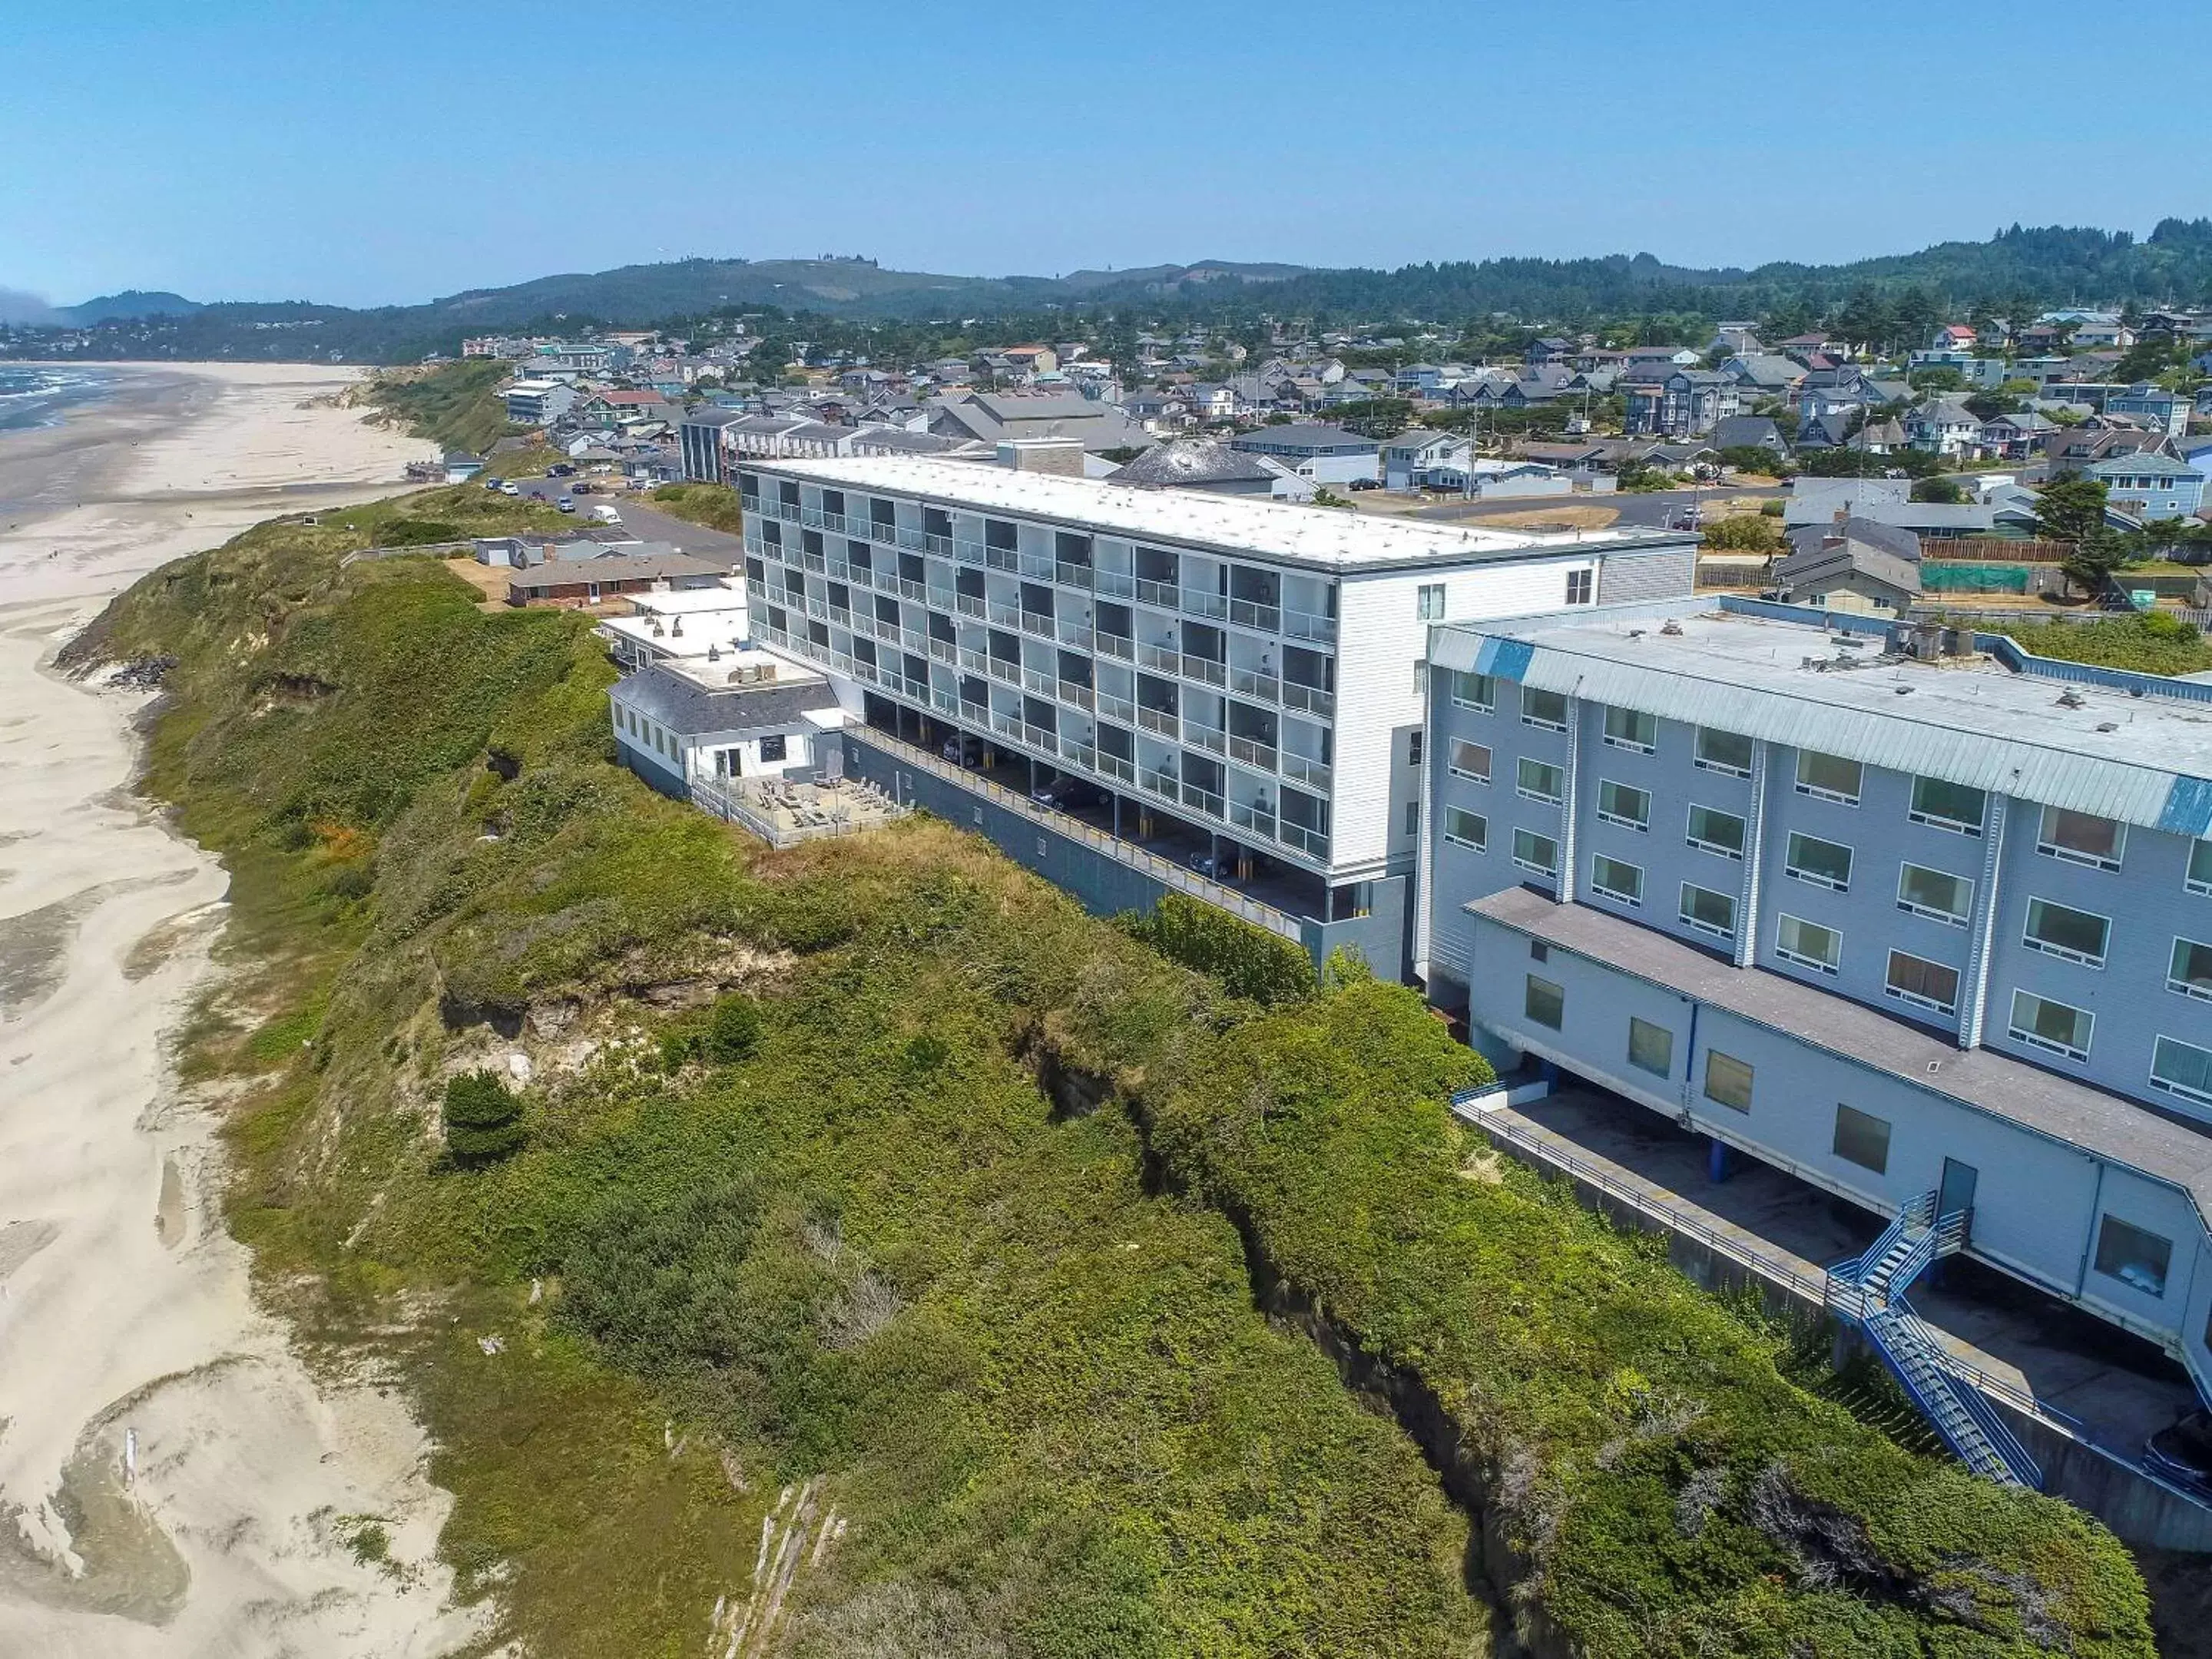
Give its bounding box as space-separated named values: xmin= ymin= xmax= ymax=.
xmin=512 ymin=476 xmax=745 ymax=568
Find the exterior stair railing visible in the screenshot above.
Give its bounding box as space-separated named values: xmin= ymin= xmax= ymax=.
xmin=1826 ymin=1192 xmax=2041 ymax=1489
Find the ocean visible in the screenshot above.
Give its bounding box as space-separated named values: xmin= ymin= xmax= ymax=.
xmin=0 ymin=366 xmax=114 ymax=433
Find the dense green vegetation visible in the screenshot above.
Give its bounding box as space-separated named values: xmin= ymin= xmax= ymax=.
xmin=647 ymin=481 xmax=747 ymax=534
xmin=1969 ymin=611 xmax=2212 ymax=676
xmin=359 ymin=359 xmax=522 ymax=453
xmin=76 ymin=493 xmax=2157 ymax=1656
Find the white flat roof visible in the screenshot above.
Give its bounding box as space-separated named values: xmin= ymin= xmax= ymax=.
xmin=659 ymin=644 xmax=825 ymax=691
xmin=748 ymin=454 xmax=1688 ymax=574
xmin=624 ymin=588 xmax=750 ymax=616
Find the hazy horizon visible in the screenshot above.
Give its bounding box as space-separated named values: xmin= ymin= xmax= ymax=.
xmin=5 ymin=0 xmax=2208 ymax=310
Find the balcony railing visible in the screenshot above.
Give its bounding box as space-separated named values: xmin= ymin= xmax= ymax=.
xmin=1227 ymin=735 xmax=1277 ymax=773
xmin=1229 ymin=667 xmax=1280 ymax=703
xmin=1019 ymin=610 xmax=1056 ymax=638
xmin=1095 ymin=751 xmax=1135 ymax=784
xmin=1057 ymin=681 xmax=1094 ymax=709
xmin=1181 ymin=588 xmax=1227 ymax=620
xmin=955 ymin=593 xmax=987 ymax=619
xmin=898 ymin=576 xmax=928 ymax=603
xmin=1182 ymin=783 xmax=1226 ymax=818
xmin=1094 ymin=569 xmax=1135 ymax=598
xmin=986 ymin=657 xmax=1021 ymax=684
xmin=1097 ymin=693 xmax=1137 ymax=724
xmin=952 ymin=538 xmax=985 ymax=567
xmin=991 ymin=710 xmax=1022 ymax=741
xmin=1057 ymin=620 xmax=1095 ymax=651
xmin=932 ymin=687 xmax=959 ymax=715
xmin=867 ymin=518 xmax=897 ymax=544
xmin=958 ymin=645 xmax=990 ymax=673
xmin=1283 ymin=609 xmax=1337 ymax=645
xmin=1095 ymin=632 xmax=1134 ymax=660
xmin=1278 ymin=821 xmax=1330 ymax=859
xmin=926 ymin=588 xmax=959 ymax=612
xmin=1055 ymin=561 xmax=1095 ymax=589
xmin=1021 ymin=666 xmax=1057 ymax=697
xmin=985 ymin=544 xmax=1022 ymax=573
xmin=1137 ymin=706 xmax=1179 ymax=737
xmin=928 ymin=637 xmax=957 ymax=664
xmin=1181 ymin=653 xmax=1227 ymax=687
xmin=1134 ymin=577 xmax=1179 ymax=609
xmin=922 ymin=531 xmax=955 ymax=559
xmin=1020 ymin=551 xmax=1055 ymax=581
xmin=987 ymin=599 xmax=1022 ymax=626
xmin=739 ymin=492 xmax=762 ymax=514
xmin=1228 ymin=598 xmax=1282 ymax=633
xmin=1186 ymin=724 xmax=1227 ymax=756
xmin=1228 ymin=800 xmax=1277 ymax=838
xmin=1280 ymin=752 xmax=1332 ymax=790
xmin=1022 ymin=723 xmax=1059 ymax=753
xmin=1137 ymin=641 xmax=1180 ymax=673
xmin=1282 ymin=681 xmax=1336 ymax=720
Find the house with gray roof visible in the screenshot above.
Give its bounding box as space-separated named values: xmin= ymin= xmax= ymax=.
xmin=610 ymin=651 xmax=848 ymax=797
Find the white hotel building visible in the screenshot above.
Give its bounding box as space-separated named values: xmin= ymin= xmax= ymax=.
xmin=737 ymin=453 xmax=1697 ymax=969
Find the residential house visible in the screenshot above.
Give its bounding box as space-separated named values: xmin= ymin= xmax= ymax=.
xmin=1383 ymin=429 xmax=1475 ymax=491
xmin=1773 ymin=515 xmax=1924 ymax=612
xmin=1624 ymin=370 xmax=1740 ymax=439
xmin=679 ymin=406 xmax=742 ymax=484
xmin=442 ymin=451 xmax=485 ymax=485
xmin=506 ymin=549 xmax=727 ymax=608
xmin=2107 ymin=383 xmax=2188 ymax=439
xmin=1905 ymin=400 xmax=1980 ymax=457
xmin=504 ymin=378 xmax=577 ymax=426
xmin=611 ymin=651 xmax=847 ymax=797
xmin=1975 ymin=412 xmax=2057 ymax=461
xmin=1724 ymin=355 xmax=1806 ymax=396
xmin=928 ymin=391 xmax=1151 ymax=455
xmin=2086 ymin=452 xmax=2207 ymax=524
xmin=1525 ymin=336 xmax=1574 ymax=364
xmin=1708 ymin=416 xmax=1788 ymax=459
xmin=1227 ymin=424 xmax=1382 ymax=485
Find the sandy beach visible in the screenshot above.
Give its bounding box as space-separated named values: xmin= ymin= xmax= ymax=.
xmin=0 ymin=365 xmax=480 ymax=1655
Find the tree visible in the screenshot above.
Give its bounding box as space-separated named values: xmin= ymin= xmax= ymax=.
xmin=1702 ymin=515 xmax=1784 ymax=554
xmin=2036 ymin=477 xmax=2134 ymax=588
xmin=443 ymin=1071 xmax=525 ymax=1167
xmin=1330 ymin=398 xmax=1416 ymax=438
xmin=1908 ymin=366 xmax=1965 ymax=392
xmin=1912 ymin=476 xmax=1965 ymax=504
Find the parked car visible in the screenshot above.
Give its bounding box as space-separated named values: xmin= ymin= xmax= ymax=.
xmin=591 ymin=504 xmax=623 ymax=525
xmin=548 ymin=462 xmax=575 ymax=477
xmin=499 ymin=482 xmax=522 ymax=497
xmin=2145 ymin=1410 xmax=2212 ymax=1498
xmin=1669 ymin=508 xmax=1703 ymax=531
xmin=941 ymin=734 xmax=983 ymax=767
xmin=1187 ymin=851 xmax=1229 ymax=879
xmin=557 ymin=497 xmax=575 ymax=514
xmin=482 ymin=476 xmax=503 ymax=491
xmin=1033 ymin=780 xmax=1098 ymax=812
xmin=1348 ymin=477 xmax=1382 ymax=491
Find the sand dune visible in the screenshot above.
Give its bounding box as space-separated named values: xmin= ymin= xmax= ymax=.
xmin=0 ymin=366 xmax=482 ymax=1656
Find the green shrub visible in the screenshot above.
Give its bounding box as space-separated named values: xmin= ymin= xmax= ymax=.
xmin=1758 ymin=498 xmax=1784 ymax=518
xmin=443 ymin=1070 xmax=526 ymax=1166
xmin=1701 ymin=514 xmax=1784 ymax=554
xmin=377 ymin=518 xmax=463 ymax=546
xmin=702 ymin=994 xmax=760 ymax=1063
xmin=1121 ymin=893 xmax=1316 ymax=1005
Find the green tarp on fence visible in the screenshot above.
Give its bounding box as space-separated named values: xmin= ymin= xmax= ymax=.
xmin=1922 ymin=563 xmax=2030 ymax=593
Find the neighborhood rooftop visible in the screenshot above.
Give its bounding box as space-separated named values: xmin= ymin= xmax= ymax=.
xmin=750 ymin=453 xmax=1677 ymax=571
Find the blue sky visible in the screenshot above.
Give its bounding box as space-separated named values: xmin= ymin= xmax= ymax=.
xmin=3 ymin=0 xmax=2206 ymax=308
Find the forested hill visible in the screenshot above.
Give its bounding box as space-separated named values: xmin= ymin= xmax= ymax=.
xmin=8 ymin=221 xmax=2212 ymax=363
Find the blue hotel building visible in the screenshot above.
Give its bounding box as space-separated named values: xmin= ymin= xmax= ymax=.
xmin=1421 ymin=603 xmax=2212 ymax=1419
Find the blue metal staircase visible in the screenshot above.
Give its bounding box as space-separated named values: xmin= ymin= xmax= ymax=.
xmin=1826 ymin=1193 xmax=2043 ymax=1489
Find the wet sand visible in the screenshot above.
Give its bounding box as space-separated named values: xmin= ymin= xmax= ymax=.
xmin=0 ymin=366 xmax=482 ymax=1655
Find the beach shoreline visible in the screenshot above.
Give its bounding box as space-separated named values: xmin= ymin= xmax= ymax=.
xmin=0 ymin=365 xmax=478 ymax=1656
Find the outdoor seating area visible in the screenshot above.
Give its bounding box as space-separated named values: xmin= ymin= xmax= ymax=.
xmin=694 ymin=772 xmax=906 ymax=847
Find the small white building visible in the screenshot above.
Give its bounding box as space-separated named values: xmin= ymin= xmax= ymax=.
xmin=609 ymin=647 xmax=853 ymax=794
xmin=594 ymin=587 xmax=752 ymax=672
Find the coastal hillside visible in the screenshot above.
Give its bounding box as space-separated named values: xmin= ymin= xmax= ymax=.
xmin=68 ymin=493 xmax=2156 ymax=1656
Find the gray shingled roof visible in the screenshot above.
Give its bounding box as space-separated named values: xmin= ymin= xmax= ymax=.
xmin=1105 ymin=440 xmax=1277 ymax=486
xmin=610 ymin=661 xmax=840 ymax=737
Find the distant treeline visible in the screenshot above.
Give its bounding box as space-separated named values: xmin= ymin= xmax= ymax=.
xmin=7 ymin=220 xmax=2212 ymax=365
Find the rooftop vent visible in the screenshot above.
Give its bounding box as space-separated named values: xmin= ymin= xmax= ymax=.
xmin=2095 ymin=721 xmax=2118 ymax=733
xmin=2057 ymin=690 xmax=2087 ymax=709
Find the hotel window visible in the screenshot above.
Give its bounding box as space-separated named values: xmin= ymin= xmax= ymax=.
xmin=1686 ymin=803 xmax=1747 ymax=860
xmin=2037 ymin=805 xmax=2124 ymax=872
xmin=1590 ymin=854 xmax=1644 ymax=906
xmin=1525 ymin=974 xmax=1565 ymax=1030
xmin=1452 ymin=671 xmax=1495 ymax=713
xmin=1627 ymin=1018 xmax=1674 ymax=1078
xmin=1909 ymin=775 xmax=1986 ymax=836
xmin=1885 ymin=950 xmax=1960 ymax=1016
xmin=1596 ymin=780 xmax=1650 ymax=830
xmin=1449 ymin=740 xmax=1492 ymax=783
xmin=2151 ymin=1035 xmax=2212 ymax=1109
xmin=1443 ymin=808 xmax=1487 ymax=852
xmin=1521 ymin=686 xmax=1568 ymax=731
xmin=1416 ymin=584 xmax=1445 ymax=621
xmin=1784 ymin=832 xmax=1853 ymax=891
xmin=2093 ymin=1215 xmax=2173 ymax=1298
xmin=1512 ymin=828 xmax=1560 ymax=876
xmin=1703 ymin=1051 xmax=1753 ymax=1112
xmin=1794 ymin=749 xmax=1863 ymax=804
xmin=1832 ymin=1104 xmax=1892 ymax=1175
xmin=1603 ymin=705 xmax=1657 ymax=753
xmin=1517 ymin=757 xmax=1565 ymax=805
xmin=2169 ymin=937 xmax=2212 ymax=1001
xmin=1678 ymin=882 xmax=1737 ymax=941
xmin=1565 ymin=568 xmax=1594 ymax=605
xmin=1897 ymin=863 xmax=1972 ymax=925
xmin=2189 ymin=839 xmax=2212 ymax=896
xmin=1404 ymin=800 xmax=1422 ymax=837
xmin=1695 ymin=727 xmax=1753 ymax=777
xmin=1775 ymin=914 xmax=1843 ymax=975
xmin=2008 ymin=989 xmax=2094 ymax=1061
xmin=2022 ymin=898 xmax=2111 ymax=968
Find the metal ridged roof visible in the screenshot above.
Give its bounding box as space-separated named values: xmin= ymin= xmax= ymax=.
xmin=1432 ymin=613 xmax=2212 ymax=837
